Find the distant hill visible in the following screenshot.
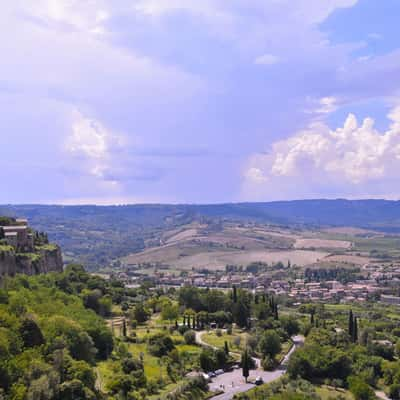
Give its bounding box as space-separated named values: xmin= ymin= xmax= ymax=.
xmin=1 ymin=200 xmax=399 ymax=269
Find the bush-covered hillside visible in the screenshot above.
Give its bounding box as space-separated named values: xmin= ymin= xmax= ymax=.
xmin=0 ymin=265 xmax=115 ymax=399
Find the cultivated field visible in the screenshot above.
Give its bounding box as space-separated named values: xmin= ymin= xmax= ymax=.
xmin=126 ymin=248 xmax=327 ymax=270
xmin=122 ymin=223 xmax=329 ymax=270
xmin=294 ymin=238 xmax=352 ymax=249
xmin=121 ymin=221 xmax=400 ymax=272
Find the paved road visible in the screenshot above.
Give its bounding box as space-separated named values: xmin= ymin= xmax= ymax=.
xmin=376 ymin=391 xmax=391 ymax=400
xmin=195 ymin=332 xmax=304 ymax=400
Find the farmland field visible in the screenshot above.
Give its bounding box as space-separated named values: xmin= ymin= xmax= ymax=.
xmin=122 ymin=223 xmax=330 ymax=270
xmin=294 ymin=238 xmax=352 ymax=249
xmin=119 ymin=220 xmax=400 ymax=273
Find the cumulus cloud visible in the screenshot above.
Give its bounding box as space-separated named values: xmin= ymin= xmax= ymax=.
xmin=65 ymin=110 xmax=125 ymax=181
xmin=4 ymin=0 xmax=400 ymax=204
xmin=243 ymin=105 xmax=400 ymax=199
xmin=64 ymin=111 xmax=166 ymax=187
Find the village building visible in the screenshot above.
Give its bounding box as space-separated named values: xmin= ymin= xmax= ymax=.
xmin=1 ymin=222 xmax=34 ymax=252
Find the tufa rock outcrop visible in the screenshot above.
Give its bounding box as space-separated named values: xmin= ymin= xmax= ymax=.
xmin=0 ymin=217 xmax=63 ymax=276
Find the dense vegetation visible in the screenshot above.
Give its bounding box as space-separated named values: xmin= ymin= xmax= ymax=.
xmin=0 ymin=265 xmax=116 ymax=399
xmin=0 ymin=267 xmax=214 ymax=400
xmin=3 ymin=262 xmax=400 ymax=399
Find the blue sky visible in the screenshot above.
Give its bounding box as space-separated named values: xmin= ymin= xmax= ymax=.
xmin=1 ymin=0 xmax=400 ymax=204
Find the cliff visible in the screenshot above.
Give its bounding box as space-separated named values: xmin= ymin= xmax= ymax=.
xmin=0 ymin=244 xmax=63 ymax=276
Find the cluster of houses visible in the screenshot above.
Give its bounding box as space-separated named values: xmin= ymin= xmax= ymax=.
xmin=0 ymin=218 xmax=34 ymax=252
xmin=108 ymin=261 xmax=400 ymax=305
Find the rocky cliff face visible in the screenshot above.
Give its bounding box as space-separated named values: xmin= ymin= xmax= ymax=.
xmin=0 ymin=245 xmax=63 ymax=276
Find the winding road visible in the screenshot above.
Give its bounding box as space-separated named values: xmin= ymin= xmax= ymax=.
xmin=195 ymin=331 xmax=304 ymax=400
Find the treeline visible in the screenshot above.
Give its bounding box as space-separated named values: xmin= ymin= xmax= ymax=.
xmin=178 ymin=286 xmax=280 ymax=329
xmin=304 ymin=267 xmax=361 ymax=283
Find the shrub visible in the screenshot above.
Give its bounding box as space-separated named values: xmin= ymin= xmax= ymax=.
xmin=148 ymin=333 xmax=175 ymax=357
xmin=348 ymin=376 xmax=375 ymax=400
xmin=262 ymin=356 xmax=276 ymax=371
xmin=184 ymin=330 xmax=196 ymax=345
xmin=178 ymin=325 xmax=190 ymax=335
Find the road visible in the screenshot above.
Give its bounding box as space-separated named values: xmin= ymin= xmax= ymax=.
xmin=376 ymin=391 xmax=391 ymax=400
xmin=195 ymin=331 xmax=304 ymax=400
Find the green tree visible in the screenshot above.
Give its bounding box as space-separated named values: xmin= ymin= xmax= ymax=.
xmin=133 ymin=303 xmax=150 ymax=324
xmin=19 ymin=317 xmax=45 ymax=348
xmin=161 ymin=300 xmax=179 ymax=321
xmin=353 ymin=316 xmax=358 ymax=343
xmin=184 ymin=330 xmax=196 ymax=345
xmin=259 ymin=331 xmax=282 ymax=359
xmin=241 ymin=349 xmax=251 ymax=383
xmin=233 ymin=299 xmax=250 ymax=328
xmin=233 ymin=286 xmax=238 ymax=303
xmin=348 ymin=376 xmax=375 ymax=400
xmin=348 ymin=310 xmax=354 ymax=338
xmin=224 ymin=341 xmax=229 ymax=355
xmin=199 ymin=348 xmax=216 ymax=372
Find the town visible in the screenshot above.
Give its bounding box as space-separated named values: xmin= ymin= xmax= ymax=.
xmin=111 ymin=261 xmax=400 ymax=306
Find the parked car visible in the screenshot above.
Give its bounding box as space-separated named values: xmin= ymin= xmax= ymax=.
xmin=208 ymin=372 xmax=217 ymax=378
xmin=255 ymin=377 xmax=264 ymax=386
xmin=215 ymin=369 xmax=224 ymax=375
xmin=202 ymin=373 xmax=211 ymax=382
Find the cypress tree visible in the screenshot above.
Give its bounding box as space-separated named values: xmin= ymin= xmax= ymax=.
xmin=255 ymin=294 xmax=259 ymax=304
xmin=183 ymin=315 xmax=186 ymax=326
xmin=233 ymin=285 xmax=238 ymax=303
xmin=192 ymin=315 xmax=196 ymax=330
xmin=348 ymin=310 xmax=354 ymax=338
xmin=224 ymin=341 xmax=229 ymax=355
xmin=241 ymin=349 xmax=250 ymax=383
xmin=353 ymin=316 xmax=358 ymax=343
xmin=122 ymin=318 xmax=127 ymax=337
xmin=310 ymin=312 xmax=314 ymax=325
xmin=274 ymin=304 xmax=279 ymax=320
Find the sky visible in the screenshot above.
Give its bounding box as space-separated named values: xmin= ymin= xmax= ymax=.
xmin=1 ymin=0 xmax=400 ymax=204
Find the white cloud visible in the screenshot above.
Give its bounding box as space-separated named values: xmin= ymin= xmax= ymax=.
xmin=19 ymin=0 xmax=110 ymax=35
xmin=245 ymin=167 xmax=268 ymax=183
xmin=243 ymin=105 xmax=400 ymax=199
xmin=316 ymin=97 xmax=338 ymax=114
xmin=254 ymin=54 xmax=280 ymax=66
xmin=65 ymin=110 xmax=125 ymax=180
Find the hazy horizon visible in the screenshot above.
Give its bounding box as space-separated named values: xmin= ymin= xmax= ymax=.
xmin=2 ymin=197 xmax=400 ymax=207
